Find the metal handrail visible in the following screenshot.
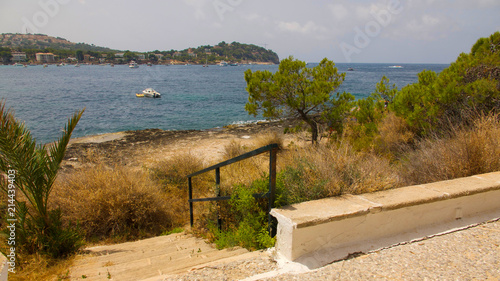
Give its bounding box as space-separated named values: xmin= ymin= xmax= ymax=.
xmin=187 ymin=143 xmax=278 ymax=235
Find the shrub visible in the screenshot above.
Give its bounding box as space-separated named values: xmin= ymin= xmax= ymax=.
xmin=391 ymin=32 xmax=500 ymax=136
xmin=278 ymin=143 xmax=399 ymax=203
xmin=0 ymin=102 xmax=84 ymax=261
xmin=374 ymin=112 xmax=415 ymax=159
xmin=53 ymin=165 xmax=177 ymax=242
xmin=222 ymin=140 xmax=251 ymax=160
xmin=254 ymin=131 xmax=285 ymax=151
xmin=150 ymin=152 xmax=207 ymax=187
xmin=212 ymin=179 xmax=275 ymax=251
xmin=400 ymin=113 xmax=500 ymax=185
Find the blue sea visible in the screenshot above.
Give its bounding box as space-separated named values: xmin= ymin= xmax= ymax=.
xmin=0 ymin=63 xmax=448 ymax=144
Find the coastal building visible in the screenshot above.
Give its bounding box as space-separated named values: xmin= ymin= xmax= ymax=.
xmin=12 ymin=52 xmax=27 ymax=62
xmin=187 ymin=48 xmax=197 ymax=58
xmin=115 ymin=52 xmax=124 ymax=58
xmin=35 ymin=52 xmax=55 ymax=63
xmin=83 ymin=54 xmax=95 ymax=62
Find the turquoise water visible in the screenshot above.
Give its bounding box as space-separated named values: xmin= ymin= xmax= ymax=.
xmin=0 ymin=63 xmax=448 ymax=144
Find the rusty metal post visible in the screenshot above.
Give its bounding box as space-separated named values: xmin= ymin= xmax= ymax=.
xmin=215 ymin=167 xmax=222 ymax=231
xmin=268 ymin=146 xmax=277 ymax=236
xmin=188 ymin=177 xmax=194 ymax=227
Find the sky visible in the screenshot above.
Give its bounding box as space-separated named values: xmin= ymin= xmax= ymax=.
xmin=1 ymin=0 xmax=499 ymax=64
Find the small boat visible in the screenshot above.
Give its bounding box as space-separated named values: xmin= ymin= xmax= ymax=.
xmin=13 ymin=63 xmax=23 ymax=66
xmin=129 ymin=61 xmax=139 ymax=68
xmin=137 ymin=88 xmax=161 ymax=98
xmin=389 ymin=65 xmax=403 ymax=68
xmin=230 ymin=63 xmax=239 ymax=66
xmin=219 ymin=61 xmax=228 ymax=67
xmin=347 ymin=67 xmax=354 ymax=71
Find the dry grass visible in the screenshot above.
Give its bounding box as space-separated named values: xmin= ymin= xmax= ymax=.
xmin=400 ymin=114 xmax=500 ymax=185
xmin=253 ymin=131 xmax=285 ymax=150
xmin=374 ymin=112 xmax=415 ymax=158
xmin=8 ymin=254 xmax=75 ymax=281
xmin=277 ymin=142 xmax=400 ymax=204
xmin=150 ymin=152 xmax=208 ymax=186
xmin=52 ymin=165 xmax=179 ymax=243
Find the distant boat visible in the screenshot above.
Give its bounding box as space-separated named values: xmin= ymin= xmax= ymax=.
xmin=389 ymin=65 xmax=403 ymax=68
xmin=13 ymin=63 xmax=23 ymax=66
xmin=230 ymin=63 xmax=239 ymax=66
xmin=219 ymin=61 xmax=228 ymax=67
xmin=129 ymin=61 xmax=139 ymax=68
xmin=136 ymin=88 xmax=161 ymax=98
xmin=75 ymin=63 xmax=81 ymax=67
xmin=347 ymin=67 xmax=354 ymax=71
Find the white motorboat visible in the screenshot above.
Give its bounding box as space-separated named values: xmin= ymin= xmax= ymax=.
xmin=219 ymin=60 xmax=228 ymax=67
xmin=137 ymin=88 xmax=161 ymax=98
xmin=129 ymin=61 xmax=139 ymax=68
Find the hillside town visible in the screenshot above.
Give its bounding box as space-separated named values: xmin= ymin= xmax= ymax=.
xmin=0 ymin=33 xmax=279 ymax=65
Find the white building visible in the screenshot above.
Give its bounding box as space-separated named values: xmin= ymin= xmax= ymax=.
xmin=12 ymin=52 xmax=27 ymax=62
xmin=36 ymin=53 xmax=55 ymax=63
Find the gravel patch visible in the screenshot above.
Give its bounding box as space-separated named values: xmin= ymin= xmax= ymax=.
xmin=168 ymin=219 xmax=500 ymax=281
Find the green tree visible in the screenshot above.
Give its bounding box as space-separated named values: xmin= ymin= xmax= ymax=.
xmin=0 ymin=102 xmax=85 ymax=259
xmin=245 ymin=56 xmax=348 ymax=144
xmin=75 ymin=50 xmax=84 ymax=61
xmin=391 ymin=31 xmax=500 ymax=135
xmin=148 ymin=53 xmax=158 ymax=62
xmin=123 ymin=50 xmax=135 ymax=62
xmin=0 ymin=47 xmax=12 ymax=63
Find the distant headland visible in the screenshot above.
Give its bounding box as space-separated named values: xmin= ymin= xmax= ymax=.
xmin=0 ymin=33 xmax=279 ymax=65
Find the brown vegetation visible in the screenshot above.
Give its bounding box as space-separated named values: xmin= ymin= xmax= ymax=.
xmin=53 ymin=164 xmax=177 ymax=243
xmin=399 ymin=114 xmax=500 ymax=185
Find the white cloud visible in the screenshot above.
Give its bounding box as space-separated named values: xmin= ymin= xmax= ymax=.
xmin=242 ymin=13 xmax=269 ymax=23
xmin=328 ymin=4 xmax=349 ymax=22
xmin=276 ymin=20 xmax=329 ymax=39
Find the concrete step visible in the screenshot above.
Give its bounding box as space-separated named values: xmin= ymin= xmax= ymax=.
xmin=69 ymin=233 xmax=250 ymax=281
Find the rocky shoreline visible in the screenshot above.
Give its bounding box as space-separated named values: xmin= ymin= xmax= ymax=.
xmin=63 ymin=118 xmax=304 ymax=169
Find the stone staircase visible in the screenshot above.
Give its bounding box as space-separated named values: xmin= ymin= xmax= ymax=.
xmin=69 ymin=233 xmax=253 ymax=281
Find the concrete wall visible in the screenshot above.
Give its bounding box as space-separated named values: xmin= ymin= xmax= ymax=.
xmin=270 ymin=172 xmax=500 ymax=269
